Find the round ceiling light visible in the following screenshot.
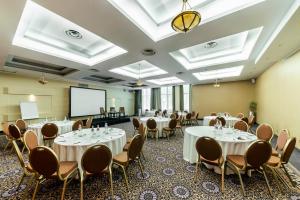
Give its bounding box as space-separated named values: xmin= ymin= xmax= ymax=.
xmin=141 ymin=49 xmax=156 ymax=56
xmin=171 ymin=0 xmax=201 ymax=33
xmin=65 ymin=29 xmax=83 ymax=39
xmin=204 ymin=41 xmax=218 ymax=49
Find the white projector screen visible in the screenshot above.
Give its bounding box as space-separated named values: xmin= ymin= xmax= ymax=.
xmin=20 ymin=102 xmax=39 ymax=120
xmin=70 ymin=87 xmax=106 ymax=117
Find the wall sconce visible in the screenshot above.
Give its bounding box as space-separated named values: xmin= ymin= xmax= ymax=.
xmin=28 ymin=94 xmax=36 ymax=102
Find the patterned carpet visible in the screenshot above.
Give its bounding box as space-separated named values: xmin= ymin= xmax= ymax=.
xmin=0 ymin=121 xmax=300 ymax=200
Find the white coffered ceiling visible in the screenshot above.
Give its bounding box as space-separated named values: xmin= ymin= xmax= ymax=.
xmin=0 ymin=0 xmax=300 ymax=89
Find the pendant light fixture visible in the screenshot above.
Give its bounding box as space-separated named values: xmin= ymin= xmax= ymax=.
xmin=136 ymin=64 xmax=143 ymax=86
xmin=171 ymin=0 xmax=201 ymax=33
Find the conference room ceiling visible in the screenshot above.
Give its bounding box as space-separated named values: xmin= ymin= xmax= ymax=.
xmin=0 ymin=0 xmax=299 ymax=88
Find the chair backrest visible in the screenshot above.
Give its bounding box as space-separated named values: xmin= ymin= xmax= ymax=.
xmin=8 ymin=124 xmax=22 ymax=140
xmin=29 ymin=146 xmax=59 ymax=178
xmin=175 ymin=112 xmax=179 ymax=119
xmin=41 ymin=123 xmax=58 ymax=138
xmin=170 ymin=113 xmax=176 ymax=119
xmin=162 ymin=110 xmax=167 ymax=116
xmin=195 ymin=137 xmax=222 ymax=162
xmin=276 ymin=129 xmax=289 ymax=151
xmin=138 ymin=123 xmax=146 ymax=138
xmin=72 ymin=120 xmax=83 ymax=131
xmin=154 ymin=111 xmax=159 ymax=117
xmin=256 ymin=124 xmax=273 ymax=142
xmin=132 ymin=118 xmax=140 ymax=129
xmin=234 ymin=120 xmax=249 ymax=132
xmin=1 ymin=122 xmax=10 ymax=138
xmin=281 ymin=137 xmax=296 ymax=164
xmin=16 ymin=119 xmax=27 ymax=132
xmin=119 ymin=107 xmax=125 ymax=113
xmin=128 ymin=134 xmax=144 ymax=160
xmin=211 ymin=112 xmax=217 ymax=116
xmin=81 ymin=145 xmax=112 ymax=174
xmin=186 ymin=113 xmax=192 ymax=120
xmin=245 ymin=140 xmax=272 ymax=169
xmin=241 ymin=117 xmax=249 ymax=124
xmin=110 ymin=107 xmax=115 ymax=112
xmin=248 ymin=115 xmax=254 ymax=125
xmin=195 ymin=113 xmax=199 ymax=119
xmin=100 ymin=107 xmax=105 ymax=114
xmin=24 ymin=130 xmax=38 ymax=152
xmin=85 ymin=117 xmax=93 ymax=128
xmin=237 ymin=113 xmax=244 ymax=118
xmin=168 ymin=119 xmax=177 ymax=129
xmin=191 ymin=111 xmax=195 ymax=117
xmin=216 ymin=117 xmax=226 ymax=127
xmin=209 ymin=119 xmax=217 ymax=126
xmin=146 ymin=118 xmax=157 ymax=129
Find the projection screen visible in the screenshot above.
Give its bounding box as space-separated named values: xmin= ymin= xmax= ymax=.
xmin=70 ymin=87 xmax=106 ymax=117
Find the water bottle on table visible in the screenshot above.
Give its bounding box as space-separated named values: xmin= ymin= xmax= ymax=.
xmin=105 ymin=123 xmax=108 ymax=134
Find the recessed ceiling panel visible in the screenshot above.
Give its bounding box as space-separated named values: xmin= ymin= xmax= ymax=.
xmin=108 ymin=0 xmax=265 ymax=41
xmin=193 ymin=66 xmax=244 ymax=81
xmin=13 ymin=0 xmax=127 ymax=66
xmin=170 ymin=27 xmax=263 ymax=70
xmin=109 ymin=60 xmax=167 ymax=79
xmin=147 ymin=76 xmax=184 ymax=85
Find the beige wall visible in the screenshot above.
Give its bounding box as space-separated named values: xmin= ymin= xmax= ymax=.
xmin=0 ymin=73 xmax=134 ymax=129
xmin=255 ymin=51 xmax=300 ymax=148
xmin=192 ymin=81 xmax=255 ymax=118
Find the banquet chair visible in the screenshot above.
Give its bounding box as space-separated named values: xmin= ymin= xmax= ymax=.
xmin=216 ymin=116 xmax=226 ymax=127
xmin=256 ymin=123 xmax=273 ymax=142
xmin=119 ymin=107 xmax=125 ymax=117
xmin=16 ymin=119 xmax=27 ymax=134
xmin=211 ymin=112 xmax=217 ymax=116
xmin=209 ymin=119 xmax=218 ymax=126
xmin=162 ymin=119 xmax=177 ymax=140
xmin=272 ymin=129 xmax=289 ymax=156
xmin=184 ymin=113 xmax=192 ymax=126
xmin=194 ymin=137 xmax=225 ymax=192
xmin=41 ymin=123 xmax=58 ymax=147
xmin=100 ymin=107 xmax=107 ymax=118
xmin=84 ymin=116 xmax=93 ymax=129
xmin=192 ymin=112 xmax=199 ymax=125
xmin=113 ymin=134 xmax=145 ymax=190
xmin=29 ymin=146 xmax=79 ymax=200
xmin=1 ymin=122 xmax=13 ymax=151
xmin=233 ymin=121 xmax=249 ymax=132
xmin=266 ymin=137 xmax=297 ymax=187
xmin=237 ymin=113 xmax=244 ymax=118
xmin=8 ymin=124 xmax=26 ymax=153
xmin=154 ymin=110 xmax=159 ymax=117
xmin=241 ymin=117 xmax=249 ymax=124
xmin=170 ymin=113 xmax=176 ymax=119
xmin=132 ymin=117 xmax=140 ymax=136
xmin=146 ymin=118 xmax=158 ymax=141
xmin=176 ymin=115 xmax=184 ymax=136
xmin=225 ymin=140 xmax=272 ymax=197
xmin=80 ymin=144 xmax=113 ymax=200
xmin=123 ymin=123 xmax=146 ymax=160
xmin=9 ymin=126 xmax=35 ymax=191
xmin=24 ymin=130 xmax=38 ymax=153
xmin=162 ymin=110 xmax=167 ymax=117
xmin=72 ymin=120 xmax=83 ymax=131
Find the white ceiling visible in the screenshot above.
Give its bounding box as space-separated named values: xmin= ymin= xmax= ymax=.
xmin=0 ymin=0 xmax=300 ymax=89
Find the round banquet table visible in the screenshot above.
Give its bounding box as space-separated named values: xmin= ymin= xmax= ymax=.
xmin=140 ymin=117 xmax=170 ymax=138
xmin=53 ymin=128 xmax=126 ymax=172
xmin=203 ymin=116 xmax=240 ymax=127
xmin=28 ymin=120 xmax=74 ymax=145
xmin=183 ymin=126 xmax=257 ymax=174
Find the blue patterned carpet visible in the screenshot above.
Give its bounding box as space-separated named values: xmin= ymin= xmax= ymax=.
xmin=0 ymin=121 xmax=300 ymax=200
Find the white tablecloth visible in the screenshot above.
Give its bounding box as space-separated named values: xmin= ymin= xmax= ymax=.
xmin=140 ymin=117 xmax=170 ymax=138
xmin=183 ymin=126 xmax=257 ymax=174
xmin=28 ymin=120 xmax=74 ymax=145
xmin=53 ymin=128 xmax=126 ymax=172
xmin=203 ymin=116 xmax=240 ymax=127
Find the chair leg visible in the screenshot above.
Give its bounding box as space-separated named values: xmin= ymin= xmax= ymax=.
xmin=194 ymin=160 xmax=200 ymax=183
xmin=221 ymin=165 xmax=225 ymax=192
xmin=262 ymin=167 xmax=272 ymax=197
xmin=17 ymin=172 xmax=26 ymax=190
xmin=270 ymin=167 xmax=283 ymax=193
xmin=4 ymin=141 xmax=10 ymax=151
xmin=138 ymin=159 xmax=145 ymax=179
xmin=109 ymin=168 xmax=114 ymax=199
xmin=80 ymin=179 xmax=84 ymax=200
xmin=236 ymin=170 xmax=245 ymax=196
xmin=282 ymin=164 xmax=296 ymax=187
xmin=61 ymin=179 xmax=68 ymax=200
xmin=32 ymin=180 xmax=40 ymax=200
xmin=121 ymin=165 xmax=129 ymax=191
xmin=21 ymin=145 xmax=26 ymax=154
xmin=141 ymin=151 xmax=146 ymax=161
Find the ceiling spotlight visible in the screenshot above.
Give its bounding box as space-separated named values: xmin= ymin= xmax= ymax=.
xmin=65 ymin=29 xmax=83 ymax=39
xmin=171 ymin=0 xmax=201 ymax=33
xmin=204 ymin=41 xmax=218 ymax=49
xmin=141 ymin=48 xmax=156 ymax=56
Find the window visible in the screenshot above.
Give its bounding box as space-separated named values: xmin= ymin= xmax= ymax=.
xmin=142 ymin=88 xmax=151 ymax=111
xmin=183 ymin=84 xmax=190 ymax=112
xmin=161 ymin=86 xmax=173 ymax=111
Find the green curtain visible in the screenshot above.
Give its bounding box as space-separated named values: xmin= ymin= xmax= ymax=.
xmin=179 ymin=85 xmax=184 ymax=111
xmin=134 ymin=90 xmax=142 ymax=116
xmin=151 ymin=88 xmax=161 ymax=110
xmin=172 ymin=86 xmax=176 ymax=112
